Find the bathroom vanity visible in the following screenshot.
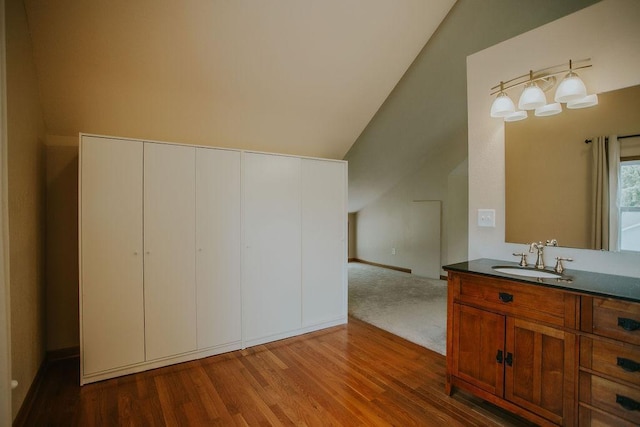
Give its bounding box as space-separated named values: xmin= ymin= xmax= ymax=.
xmin=444 ymin=259 xmax=640 ymax=426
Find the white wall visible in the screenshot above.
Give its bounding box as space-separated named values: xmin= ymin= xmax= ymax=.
xmin=468 ymin=0 xmax=640 ymax=277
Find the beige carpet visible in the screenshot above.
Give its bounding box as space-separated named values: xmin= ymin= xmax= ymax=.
xmin=348 ymin=262 xmax=447 ymax=355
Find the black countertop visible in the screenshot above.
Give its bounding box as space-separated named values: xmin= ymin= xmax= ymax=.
xmin=443 ymin=258 xmax=640 ymax=303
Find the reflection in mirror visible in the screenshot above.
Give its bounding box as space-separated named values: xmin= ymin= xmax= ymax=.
xmin=505 ymin=84 xmax=640 ymax=252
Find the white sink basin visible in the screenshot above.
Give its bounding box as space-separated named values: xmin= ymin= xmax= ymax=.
xmin=492 ymin=266 xmax=561 ymax=279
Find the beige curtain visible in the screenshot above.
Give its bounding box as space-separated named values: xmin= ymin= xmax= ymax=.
xmin=591 ymin=136 xmax=609 ymax=250
xmin=608 ymin=135 xmax=621 ymax=251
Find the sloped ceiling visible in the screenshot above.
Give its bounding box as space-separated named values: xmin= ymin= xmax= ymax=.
xmin=23 ymin=0 xmax=455 ymax=159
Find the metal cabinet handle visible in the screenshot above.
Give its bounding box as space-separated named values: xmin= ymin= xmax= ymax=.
xmin=505 ymin=352 xmax=513 ymax=367
xmin=499 ymin=292 xmax=513 ymax=303
xmin=616 ymin=394 xmax=640 ymax=411
xmin=617 ymin=357 xmax=640 ymax=373
xmin=618 ymin=317 xmax=640 ymax=332
xmin=496 ymin=350 xmax=503 ymax=364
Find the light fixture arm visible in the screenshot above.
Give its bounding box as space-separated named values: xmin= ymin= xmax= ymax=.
xmin=489 ymin=58 xmax=591 ymax=96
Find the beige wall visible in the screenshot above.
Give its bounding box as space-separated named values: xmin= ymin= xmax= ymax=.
xmin=446 ymin=159 xmax=468 ymax=268
xmin=45 ymin=144 xmax=78 ymax=350
xmin=23 ymin=0 xmax=455 ymax=161
xmin=468 ymin=0 xmax=640 ymax=277
xmin=348 ymin=212 xmax=356 ymax=260
xmin=505 ymin=85 xmax=640 ymax=249
xmin=356 ymin=137 xmax=466 ymax=277
xmin=6 ymin=0 xmax=47 ymax=418
xmin=0 ymin=1 xmax=11 ymax=423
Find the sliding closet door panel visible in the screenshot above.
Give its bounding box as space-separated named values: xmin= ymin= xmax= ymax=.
xmin=81 ymin=136 xmax=144 ymax=375
xmin=144 ymin=143 xmax=197 ymax=360
xmin=243 ymin=153 xmax=302 ymax=342
xmin=301 ymin=159 xmax=347 ymax=326
xmin=195 ymin=148 xmax=241 ymax=350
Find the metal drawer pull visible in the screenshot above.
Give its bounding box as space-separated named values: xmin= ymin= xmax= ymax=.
xmin=617 ymin=357 xmax=640 ymax=372
xmin=616 ymin=394 xmax=640 ymax=411
xmin=618 ymin=317 xmax=640 ymax=332
xmin=496 ymin=350 xmax=503 ymax=364
xmin=498 ymin=292 xmax=513 ymax=303
xmin=505 ymin=352 xmax=513 ymax=367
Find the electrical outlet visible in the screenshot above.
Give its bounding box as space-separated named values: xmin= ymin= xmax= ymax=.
xmin=391 ymin=248 xmax=396 ymax=255
xmin=478 ymin=209 xmax=496 ymax=227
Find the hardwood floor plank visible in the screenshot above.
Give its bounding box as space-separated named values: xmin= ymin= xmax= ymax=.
xmin=273 ymin=344 xmax=372 ymax=425
xmin=240 ymin=348 xmax=332 ymax=426
xmin=21 ymin=317 xmax=535 ymax=426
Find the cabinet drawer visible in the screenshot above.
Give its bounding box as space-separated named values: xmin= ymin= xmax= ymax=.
xmin=581 ymin=337 xmax=640 ymax=386
xmin=583 ymin=298 xmax=640 ymax=345
xmin=454 ymin=273 xmax=570 ymax=327
xmin=579 ymin=405 xmax=638 ymax=427
xmin=580 ymin=372 xmax=640 ymax=425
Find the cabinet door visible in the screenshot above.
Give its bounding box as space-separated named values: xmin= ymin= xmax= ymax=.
xmin=505 ymin=317 xmax=576 ymax=426
xmin=301 ymin=159 xmax=347 ymax=327
xmin=80 ymin=136 xmax=144 ymax=375
xmin=195 ymin=148 xmax=241 ymax=349
xmin=144 ymin=143 xmax=197 ymax=360
xmin=242 ymin=153 xmax=302 ymax=343
xmin=452 ymin=304 xmax=505 ymax=396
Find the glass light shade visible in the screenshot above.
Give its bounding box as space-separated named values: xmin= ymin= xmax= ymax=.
xmin=504 ymin=110 xmax=527 ymax=122
xmin=567 ymin=94 xmax=598 ymax=109
xmin=518 ymin=83 xmax=546 ymax=110
xmin=554 ymin=72 xmax=587 ymax=103
xmin=535 ymin=102 xmax=562 ymax=117
xmin=490 ymin=92 xmax=515 ymax=117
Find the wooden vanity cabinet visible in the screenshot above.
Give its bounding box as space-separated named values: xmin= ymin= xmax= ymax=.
xmin=579 ymin=297 xmax=640 ymax=426
xmin=447 ymin=272 xmax=578 ymax=426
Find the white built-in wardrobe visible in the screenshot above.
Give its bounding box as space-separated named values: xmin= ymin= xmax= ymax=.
xmin=79 ymin=134 xmax=347 ymax=385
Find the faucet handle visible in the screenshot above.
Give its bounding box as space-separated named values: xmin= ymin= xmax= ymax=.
xmin=546 ymin=239 xmax=558 ymax=247
xmin=554 ymin=257 xmax=573 ymax=274
xmin=513 ymin=252 xmax=528 ymax=267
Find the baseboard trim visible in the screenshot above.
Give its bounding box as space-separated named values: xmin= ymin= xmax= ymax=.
xmin=13 ymin=346 xmax=80 ymax=427
xmin=48 ymin=346 xmax=80 ymax=362
xmin=351 ymin=258 xmax=411 ymax=274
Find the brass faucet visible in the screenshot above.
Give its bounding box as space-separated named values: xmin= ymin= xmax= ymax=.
xmin=529 ymin=239 xmax=558 ymax=270
xmin=554 ymin=257 xmax=573 ymax=274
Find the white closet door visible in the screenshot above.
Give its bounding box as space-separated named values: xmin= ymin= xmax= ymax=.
xmin=144 ymin=143 xmax=197 ymax=360
xmin=80 ymin=136 xmax=144 ymax=375
xmin=243 ymin=153 xmax=302 ymax=342
xmin=196 ymin=148 xmax=241 ymax=349
xmin=301 ymin=159 xmax=347 ymax=326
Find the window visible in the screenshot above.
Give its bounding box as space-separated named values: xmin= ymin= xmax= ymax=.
xmin=620 ymin=160 xmax=640 ymax=251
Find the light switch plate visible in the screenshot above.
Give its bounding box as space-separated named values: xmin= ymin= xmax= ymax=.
xmin=478 ymin=209 xmax=496 ymax=227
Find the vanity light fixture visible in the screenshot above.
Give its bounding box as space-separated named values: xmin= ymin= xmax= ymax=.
xmin=490 ymin=58 xmax=596 ymax=121
xmin=504 ymin=110 xmax=528 ymax=122
xmin=535 ymin=102 xmax=562 ymax=117
xmin=490 ymin=82 xmax=516 ymax=117
xmin=567 ymin=93 xmax=599 ymax=109
xmin=518 ymin=71 xmax=547 ymax=110
xmin=555 ymin=60 xmax=587 ymax=102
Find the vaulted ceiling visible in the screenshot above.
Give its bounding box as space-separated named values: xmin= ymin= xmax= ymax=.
xmin=344 ymin=0 xmax=600 ymax=212
xmin=23 ymin=0 xmax=455 ymax=159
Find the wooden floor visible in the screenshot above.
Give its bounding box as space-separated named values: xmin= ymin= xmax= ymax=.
xmin=21 ymin=317 xmax=534 ymax=426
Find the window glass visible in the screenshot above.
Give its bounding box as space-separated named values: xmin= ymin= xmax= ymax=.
xmin=620 ymin=160 xmax=640 ymax=251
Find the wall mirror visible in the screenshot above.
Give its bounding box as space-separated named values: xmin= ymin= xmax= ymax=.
xmin=505 ymin=84 xmax=640 ymax=252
